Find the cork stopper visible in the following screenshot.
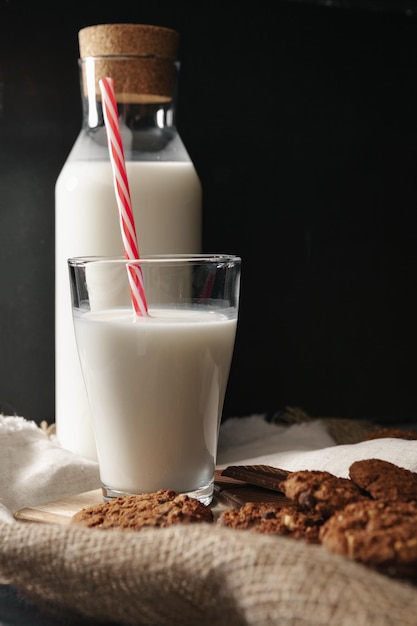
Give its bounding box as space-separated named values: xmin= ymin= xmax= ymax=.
xmin=79 ymin=24 xmax=179 ymax=60
xmin=78 ymin=24 xmax=180 ymax=104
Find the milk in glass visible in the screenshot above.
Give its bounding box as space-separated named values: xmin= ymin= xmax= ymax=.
xmin=73 ymin=308 xmax=237 ymax=497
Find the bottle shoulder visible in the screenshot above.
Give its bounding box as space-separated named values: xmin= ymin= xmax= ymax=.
xmin=64 ymin=128 xmax=192 ymax=163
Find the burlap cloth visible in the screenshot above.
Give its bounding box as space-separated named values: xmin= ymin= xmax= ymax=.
xmin=1 ymin=409 xmax=417 ymax=625
xmin=2 ymin=520 xmax=417 ymax=626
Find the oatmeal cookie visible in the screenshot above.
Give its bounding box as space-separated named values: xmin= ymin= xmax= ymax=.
xmin=319 ymin=499 xmax=417 ymax=579
xmin=349 ymin=459 xmax=417 ymax=503
xmin=71 ymin=489 xmax=214 ymax=530
xmin=279 ymin=470 xmax=368 ymax=519
xmin=218 ymin=501 xmax=323 ymax=543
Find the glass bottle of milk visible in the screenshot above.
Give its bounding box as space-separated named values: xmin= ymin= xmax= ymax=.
xmin=55 ymin=24 xmax=202 ymax=460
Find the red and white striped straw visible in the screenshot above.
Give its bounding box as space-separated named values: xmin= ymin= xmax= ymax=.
xmin=99 ymin=76 xmax=148 ymax=317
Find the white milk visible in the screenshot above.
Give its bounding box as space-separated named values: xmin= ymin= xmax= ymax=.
xmin=55 ymin=160 xmax=202 ymax=460
xmin=73 ymin=308 xmax=237 ymax=499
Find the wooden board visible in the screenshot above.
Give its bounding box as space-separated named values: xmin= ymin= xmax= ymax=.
xmin=14 ymin=489 xmax=103 ymax=524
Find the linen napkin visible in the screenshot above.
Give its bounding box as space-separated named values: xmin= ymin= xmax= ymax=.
xmin=217 ymin=414 xmax=417 ymax=475
xmin=0 ymin=415 xmax=100 ymax=523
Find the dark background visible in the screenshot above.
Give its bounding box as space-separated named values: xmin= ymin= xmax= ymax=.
xmin=1 ymin=0 xmax=417 ymax=427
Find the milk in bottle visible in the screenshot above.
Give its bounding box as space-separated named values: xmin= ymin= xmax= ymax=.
xmin=55 ymin=24 xmax=202 ymax=460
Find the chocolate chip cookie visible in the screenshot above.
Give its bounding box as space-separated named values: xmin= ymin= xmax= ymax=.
xmin=279 ymin=470 xmax=368 ymax=519
xmin=319 ymin=499 xmax=417 ymax=579
xmin=71 ymin=489 xmax=214 ymax=531
xmin=218 ymin=501 xmax=323 ymax=543
xmin=349 ymin=459 xmax=417 ymax=503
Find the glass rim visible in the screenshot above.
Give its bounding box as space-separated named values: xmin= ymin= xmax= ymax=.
xmin=68 ymin=254 xmax=241 ymax=267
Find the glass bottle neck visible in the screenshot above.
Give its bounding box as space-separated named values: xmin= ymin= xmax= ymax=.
xmin=79 ymin=56 xmax=180 ymax=155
